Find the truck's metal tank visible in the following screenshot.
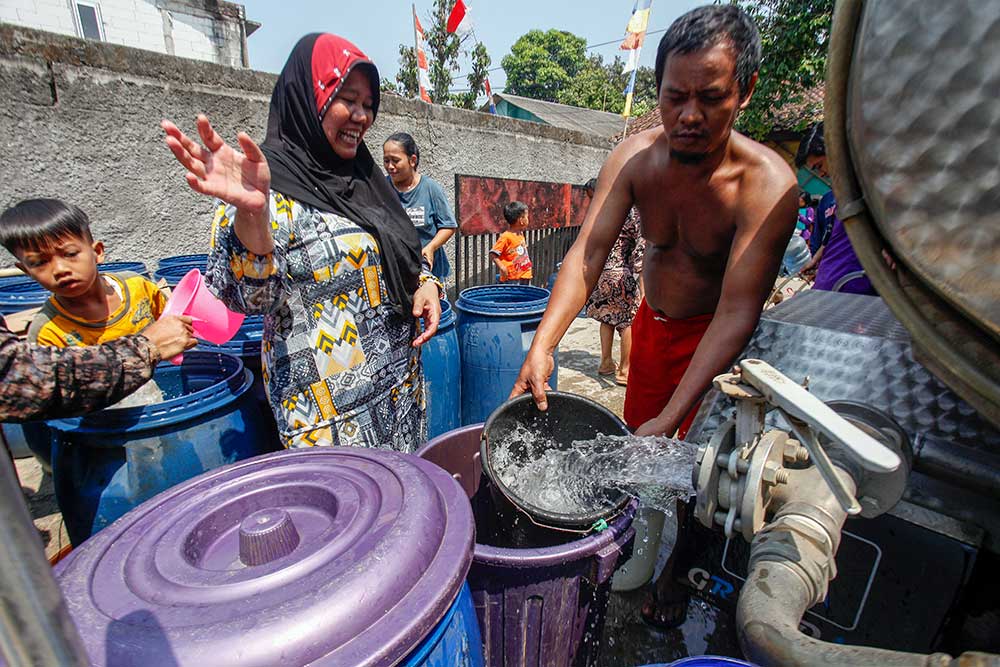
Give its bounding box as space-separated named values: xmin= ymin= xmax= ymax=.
xmin=827 ymin=0 xmax=1000 ymax=426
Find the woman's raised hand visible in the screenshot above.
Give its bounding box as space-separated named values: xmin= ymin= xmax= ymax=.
xmin=162 ymin=115 xmax=270 ymax=213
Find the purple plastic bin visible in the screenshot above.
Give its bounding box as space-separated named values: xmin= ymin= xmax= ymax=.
xmin=417 ymin=424 xmax=637 ymax=667
xmin=55 ymin=447 xmax=480 ymax=667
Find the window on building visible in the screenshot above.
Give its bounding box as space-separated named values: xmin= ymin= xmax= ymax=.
xmin=74 ymin=2 xmax=104 ymax=41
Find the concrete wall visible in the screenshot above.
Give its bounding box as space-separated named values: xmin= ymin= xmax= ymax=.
xmin=0 ymin=1 xmax=249 ymax=68
xmin=0 ymin=24 xmax=612 ymax=286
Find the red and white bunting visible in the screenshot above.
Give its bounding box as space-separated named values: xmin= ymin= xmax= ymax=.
xmin=446 ymin=0 xmax=473 ymax=37
xmin=413 ymin=7 xmax=432 ymax=103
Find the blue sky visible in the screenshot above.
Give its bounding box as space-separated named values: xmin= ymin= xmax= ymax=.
xmin=240 ymin=0 xmax=704 ymax=95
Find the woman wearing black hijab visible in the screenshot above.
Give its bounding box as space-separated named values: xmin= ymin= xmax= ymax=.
xmin=162 ymin=33 xmax=442 ymax=452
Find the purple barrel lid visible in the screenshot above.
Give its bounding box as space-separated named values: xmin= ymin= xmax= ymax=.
xmin=55 ymin=447 xmax=475 ymax=667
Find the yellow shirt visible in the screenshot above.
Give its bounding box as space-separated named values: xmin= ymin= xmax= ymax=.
xmin=28 ymin=272 xmax=168 ymax=348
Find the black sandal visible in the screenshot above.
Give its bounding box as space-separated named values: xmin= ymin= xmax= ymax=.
xmin=639 ymin=587 xmax=689 ymax=630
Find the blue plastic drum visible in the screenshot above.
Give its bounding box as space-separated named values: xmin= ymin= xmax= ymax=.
xmin=152 ymin=264 xmax=197 ymax=287
xmin=454 ymin=285 xmax=556 ymax=426
xmin=100 ymin=261 xmax=149 ymax=277
xmin=402 ymin=582 xmax=484 ymax=667
xmin=0 ymin=278 xmax=49 ymax=315
xmin=47 ymin=351 xmax=281 ymax=544
xmin=156 ymin=254 xmax=208 ymax=271
xmin=195 ymin=315 xmax=281 ymax=446
xmin=423 ymin=299 xmax=461 ymax=440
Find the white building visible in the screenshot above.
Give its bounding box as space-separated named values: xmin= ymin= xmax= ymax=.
xmin=0 ymin=0 xmax=259 ymax=68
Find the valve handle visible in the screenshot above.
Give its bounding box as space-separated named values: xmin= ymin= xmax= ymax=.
xmin=782 ymin=414 xmax=863 ymax=516
xmin=739 ymin=359 xmax=901 ymax=473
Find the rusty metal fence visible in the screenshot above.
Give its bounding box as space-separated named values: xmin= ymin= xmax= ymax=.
xmin=453 ymin=226 xmax=582 ymax=295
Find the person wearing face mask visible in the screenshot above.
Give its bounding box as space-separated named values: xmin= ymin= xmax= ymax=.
xmin=382 ymin=133 xmax=457 ymax=280
xmin=162 ymin=33 xmax=442 ymax=452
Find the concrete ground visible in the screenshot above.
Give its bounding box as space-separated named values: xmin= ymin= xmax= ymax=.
xmin=557 ymin=316 xmax=628 ymax=418
xmin=14 ymin=456 xmax=70 ymax=562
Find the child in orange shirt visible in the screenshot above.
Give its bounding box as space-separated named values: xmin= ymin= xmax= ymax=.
xmin=491 ymin=201 xmax=533 ymax=285
xmin=0 ymin=199 xmax=167 ymax=348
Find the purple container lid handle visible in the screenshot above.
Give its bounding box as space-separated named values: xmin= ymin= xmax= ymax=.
xmin=239 ymin=508 xmax=301 ymax=566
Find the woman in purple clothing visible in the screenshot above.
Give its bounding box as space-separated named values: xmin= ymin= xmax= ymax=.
xmin=796 ymin=123 xmax=876 ymax=295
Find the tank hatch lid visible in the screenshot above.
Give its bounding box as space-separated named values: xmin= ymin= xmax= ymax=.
xmin=54 ymin=447 xmax=474 ymax=667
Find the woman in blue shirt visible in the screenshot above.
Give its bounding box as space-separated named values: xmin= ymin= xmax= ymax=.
xmin=383 ymin=133 xmax=458 ymax=279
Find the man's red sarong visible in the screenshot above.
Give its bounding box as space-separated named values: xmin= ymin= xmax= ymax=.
xmin=623 ymin=299 xmax=713 ymax=439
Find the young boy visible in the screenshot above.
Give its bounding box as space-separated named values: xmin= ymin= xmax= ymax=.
xmin=0 ymin=199 xmax=167 ymax=348
xmin=491 ymin=201 xmax=533 ymax=285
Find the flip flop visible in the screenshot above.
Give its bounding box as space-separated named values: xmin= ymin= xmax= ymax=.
xmin=615 ymin=374 xmax=628 ymax=386
xmin=640 ymin=587 xmax=689 ymax=631
xmin=598 ymin=364 xmax=616 ymax=376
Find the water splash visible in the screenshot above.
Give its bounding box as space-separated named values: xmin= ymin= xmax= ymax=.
xmin=490 ymin=429 xmax=698 ymax=516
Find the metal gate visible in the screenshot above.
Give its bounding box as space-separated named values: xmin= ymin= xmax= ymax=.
xmin=452 ymin=174 xmax=589 ymax=296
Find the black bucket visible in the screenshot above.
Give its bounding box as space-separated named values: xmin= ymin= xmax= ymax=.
xmin=480 ymin=391 xmax=632 ymax=547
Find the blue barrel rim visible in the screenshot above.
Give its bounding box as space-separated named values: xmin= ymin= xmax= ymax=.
xmin=438 ymin=298 xmax=456 ymax=329
xmin=155 ymin=253 xmax=208 ymax=269
xmin=98 ymin=261 xmax=149 ymax=275
xmin=454 ymin=285 xmax=550 ymax=317
xmin=0 ymin=278 xmax=49 ymax=296
xmin=153 ymin=264 xmax=201 ymax=286
xmin=195 ymin=315 xmax=265 ymax=356
xmin=153 ymin=265 xmax=199 ymax=278
xmin=47 ymin=351 xmax=253 ymax=436
xmin=0 ymin=278 xmax=50 ymax=312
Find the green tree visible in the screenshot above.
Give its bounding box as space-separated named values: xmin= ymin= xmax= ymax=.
xmin=733 ymin=0 xmax=832 ymax=139
xmin=454 ymin=41 xmax=492 ymax=110
xmin=555 ymin=54 xmax=657 ymax=117
xmin=501 ymin=29 xmax=587 ymax=102
xmin=393 ymin=43 xmax=418 ymax=98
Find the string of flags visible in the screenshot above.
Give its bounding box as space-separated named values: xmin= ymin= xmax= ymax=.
xmin=621 ymin=0 xmax=653 ymax=119
xmin=411 ymin=5 xmax=432 ymax=103
xmin=446 ymin=0 xmax=473 ymax=38
xmin=411 ymin=1 xmax=651 ymax=118
xmin=446 ymin=0 xmax=494 ymax=113
xmin=410 ymin=0 xmax=496 ymax=113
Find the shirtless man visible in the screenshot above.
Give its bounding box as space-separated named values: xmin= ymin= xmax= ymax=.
xmin=510 ymin=5 xmax=797 ymax=628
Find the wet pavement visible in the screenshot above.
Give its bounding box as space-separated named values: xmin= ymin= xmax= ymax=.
xmin=548 ymin=317 xmax=745 ymax=666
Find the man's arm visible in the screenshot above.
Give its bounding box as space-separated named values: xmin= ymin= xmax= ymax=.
xmin=636 ymin=168 xmax=798 ymax=437
xmin=0 ymin=316 xmax=194 ymax=423
xmin=510 ymin=139 xmax=639 ymax=409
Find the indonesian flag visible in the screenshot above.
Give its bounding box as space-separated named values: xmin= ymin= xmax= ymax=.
xmin=620 ymin=0 xmax=652 ymax=51
xmin=413 ymin=9 xmax=432 ymax=103
xmin=446 ymin=0 xmax=473 ymax=37
xmin=484 ymin=76 xmax=496 ymax=114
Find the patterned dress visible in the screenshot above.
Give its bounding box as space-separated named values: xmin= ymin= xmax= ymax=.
xmin=585 ymin=209 xmax=646 ymax=331
xmin=206 ymin=191 xmax=429 ymax=452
